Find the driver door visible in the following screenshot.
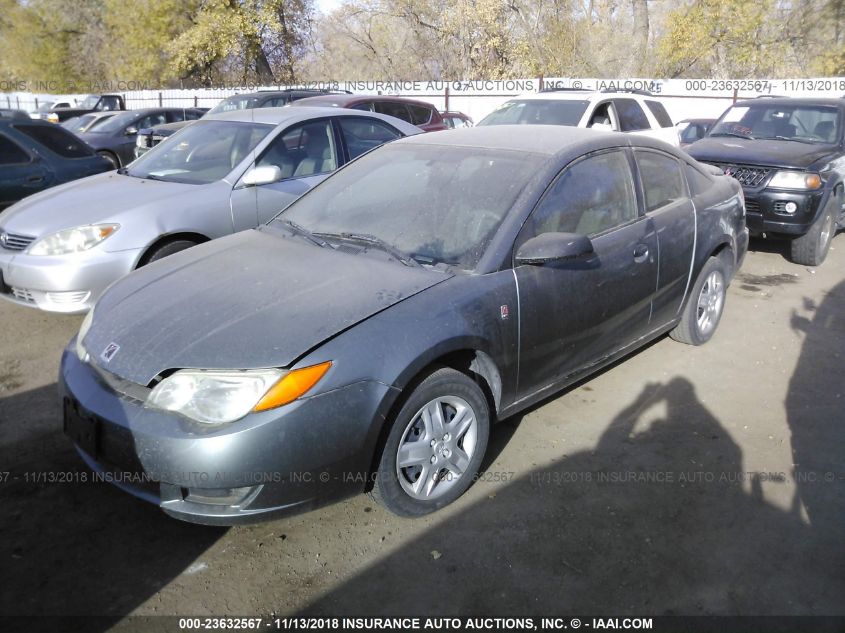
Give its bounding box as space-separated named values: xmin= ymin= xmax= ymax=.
xmin=231 ymin=119 xmax=340 ymax=229
xmin=514 ymin=149 xmax=658 ymax=398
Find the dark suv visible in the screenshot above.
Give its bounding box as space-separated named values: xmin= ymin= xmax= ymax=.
xmin=135 ymin=89 xmax=347 ymax=156
xmin=289 ymin=94 xmax=448 ymax=132
xmin=688 ymin=98 xmax=845 ymax=265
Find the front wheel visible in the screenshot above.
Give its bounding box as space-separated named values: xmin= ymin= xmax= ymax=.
xmin=670 ymin=256 xmax=728 ymax=346
xmin=791 ymin=201 xmax=836 ymax=266
xmin=372 ymin=368 xmax=490 ymax=517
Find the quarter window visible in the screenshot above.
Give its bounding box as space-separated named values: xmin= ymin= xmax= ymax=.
xmin=614 ymin=99 xmax=650 ymax=131
xmin=0 ymin=134 xmax=30 ymax=164
xmin=636 ymin=151 xmax=687 ymax=211
xmin=524 ymin=150 xmax=638 ymax=238
xmin=407 ymin=105 xmax=433 ymax=125
xmin=374 ymin=101 xmax=411 ymax=123
xmin=645 ymin=100 xmax=674 ymax=128
xmin=684 ymin=163 xmax=713 ymax=196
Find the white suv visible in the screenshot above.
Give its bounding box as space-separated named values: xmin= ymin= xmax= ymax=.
xmin=478 ymin=89 xmax=679 ymax=147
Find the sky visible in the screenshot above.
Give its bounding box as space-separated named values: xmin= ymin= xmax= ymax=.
xmin=315 ymin=0 xmax=343 ymax=14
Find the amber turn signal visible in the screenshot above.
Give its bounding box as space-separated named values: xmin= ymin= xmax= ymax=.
xmin=253 ymin=361 xmax=332 ymax=411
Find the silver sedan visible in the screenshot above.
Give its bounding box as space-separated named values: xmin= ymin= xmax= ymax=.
xmin=0 ymin=107 xmax=421 ymax=313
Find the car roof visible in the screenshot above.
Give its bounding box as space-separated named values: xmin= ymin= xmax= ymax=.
xmin=506 ymin=90 xmax=662 ymax=103
xmin=289 ymin=94 xmax=436 ymax=108
xmin=732 ymin=97 xmax=845 ymax=108
xmin=201 ymin=106 xmax=423 ymax=135
xmin=0 ymin=116 xmax=53 ymax=127
xmin=394 ymin=124 xmax=626 ymax=156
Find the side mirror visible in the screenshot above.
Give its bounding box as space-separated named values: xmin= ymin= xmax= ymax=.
xmin=515 ymin=232 xmax=594 ymax=266
xmin=125 ymin=126 xmax=138 ymax=136
xmin=241 ymin=165 xmax=283 ymax=187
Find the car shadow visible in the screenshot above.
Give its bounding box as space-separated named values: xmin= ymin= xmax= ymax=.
xmin=0 ymin=383 xmax=227 ymax=632
xmin=303 ymin=372 xmax=844 ymax=616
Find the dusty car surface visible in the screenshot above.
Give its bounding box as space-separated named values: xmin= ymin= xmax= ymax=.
xmin=0 ymin=107 xmax=420 ymax=313
xmin=61 ymin=126 xmax=748 ymax=525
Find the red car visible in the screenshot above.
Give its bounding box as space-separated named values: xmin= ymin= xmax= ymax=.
xmin=441 ymin=111 xmax=474 ymax=128
xmin=289 ymin=94 xmax=448 ymax=132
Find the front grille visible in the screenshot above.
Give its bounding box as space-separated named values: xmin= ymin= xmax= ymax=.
xmin=0 ymin=231 xmax=36 ymax=252
xmin=715 ymin=164 xmax=773 ymax=188
xmin=10 ymin=286 xmax=35 ymax=303
xmin=744 ymin=198 xmax=760 ymax=214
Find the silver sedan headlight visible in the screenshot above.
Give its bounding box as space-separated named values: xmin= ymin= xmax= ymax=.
xmin=146 ymin=362 xmax=332 ymax=425
xmin=28 ymin=224 xmax=120 ymax=256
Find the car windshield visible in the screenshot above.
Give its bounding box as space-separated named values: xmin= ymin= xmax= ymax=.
xmin=274 ymin=143 xmax=542 ymax=271
xmin=710 ymin=104 xmax=841 ymax=143
xmin=79 ymin=95 xmax=100 ymax=109
xmin=63 ymin=113 xmax=95 ymax=133
xmin=87 ymin=111 xmax=138 ymax=134
xmin=207 ymin=96 xmax=261 ymax=115
xmin=479 ymin=99 xmax=589 ymax=126
xmin=126 ymin=120 xmax=272 ymax=184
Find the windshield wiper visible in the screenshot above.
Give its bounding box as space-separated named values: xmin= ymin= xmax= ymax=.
xmin=763 ymin=136 xmax=819 ymax=145
xmin=315 ymin=232 xmax=420 ymax=267
xmin=710 ymin=132 xmax=755 ymax=140
xmin=279 ymin=219 xmax=332 ymax=249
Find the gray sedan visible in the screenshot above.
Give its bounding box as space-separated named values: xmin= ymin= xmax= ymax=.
xmin=61 ymin=126 xmax=748 ymax=524
xmin=0 ymin=107 xmax=420 ymax=313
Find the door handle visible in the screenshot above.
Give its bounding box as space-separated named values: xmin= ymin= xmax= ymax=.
xmin=27 ymin=175 xmax=44 ymax=183
xmin=633 ymin=243 xmax=649 ymax=262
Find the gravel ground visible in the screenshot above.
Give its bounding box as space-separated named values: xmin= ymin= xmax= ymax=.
xmin=0 ymin=236 xmax=843 ymax=629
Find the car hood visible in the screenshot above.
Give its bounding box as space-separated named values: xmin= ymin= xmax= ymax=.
xmin=687 ymin=137 xmax=839 ymax=170
xmin=0 ymin=172 xmax=199 ymax=235
xmin=83 ymin=228 xmax=453 ymax=385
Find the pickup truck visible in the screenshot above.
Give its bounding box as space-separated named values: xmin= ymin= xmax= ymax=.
xmin=45 ymin=94 xmax=126 ymax=123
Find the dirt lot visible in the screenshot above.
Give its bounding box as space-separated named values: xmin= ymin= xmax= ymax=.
xmin=0 ymin=237 xmax=843 ymax=629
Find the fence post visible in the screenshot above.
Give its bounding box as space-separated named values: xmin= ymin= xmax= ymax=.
xmin=158 ymin=91 xmax=163 ymax=107
xmin=444 ymin=84 xmax=450 ymax=111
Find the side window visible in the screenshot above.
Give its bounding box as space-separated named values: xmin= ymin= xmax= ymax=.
xmin=185 ymin=110 xmax=202 ymax=121
xmin=0 ymin=134 xmax=30 ymax=164
xmin=614 ymin=99 xmax=650 ymax=131
xmin=351 ymin=102 xmax=373 ymax=112
xmin=13 ymin=125 xmax=93 ymax=158
xmin=338 ymin=117 xmax=402 ymax=160
xmin=135 ymin=114 xmax=166 ymax=130
xmin=407 ymin=104 xmax=433 ymax=125
xmin=684 ymin=163 xmax=713 ymax=196
xmin=588 ymin=101 xmax=615 ymax=130
xmin=99 ymin=96 xmax=122 ymax=111
xmin=523 ymin=150 xmax=638 ymax=239
xmin=374 ymin=101 xmax=412 ymax=123
xmin=264 ymin=97 xmax=289 ymax=108
xmin=257 ymin=120 xmax=337 ymax=179
xmin=636 ymin=150 xmax=687 ymax=211
xmin=645 ymin=100 xmax=674 ymax=128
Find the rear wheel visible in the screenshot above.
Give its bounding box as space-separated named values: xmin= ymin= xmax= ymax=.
xmin=140 ymin=239 xmax=197 ymax=266
xmin=372 ymin=368 xmax=490 ymax=517
xmin=791 ymin=201 xmax=836 ymax=266
xmin=670 ymin=256 xmax=728 ymax=346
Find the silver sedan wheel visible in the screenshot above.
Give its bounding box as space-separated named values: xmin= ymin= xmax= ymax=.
xmin=696 ymin=270 xmax=725 ymax=336
xmin=396 ymin=395 xmax=479 ymax=501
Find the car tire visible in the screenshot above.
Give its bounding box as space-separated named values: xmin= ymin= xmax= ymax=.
xmin=791 ymin=199 xmax=836 ymax=266
xmin=97 ymin=151 xmax=120 ymax=169
xmin=670 ymin=256 xmax=728 ymax=346
xmin=141 ymin=239 xmax=197 ymax=266
xmin=372 ymin=367 xmax=490 ymax=517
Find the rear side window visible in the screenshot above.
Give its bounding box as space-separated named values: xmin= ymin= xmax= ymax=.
xmin=684 ymin=163 xmax=713 ymax=196
xmin=614 ymin=99 xmax=651 ymax=131
xmin=14 ymin=125 xmax=93 ymax=158
xmin=0 ymin=134 xmax=30 ymax=164
xmin=374 ymin=101 xmax=411 ymax=123
xmin=407 ymin=104 xmax=433 ymax=125
xmin=339 ymin=118 xmax=402 ymax=159
xmin=645 ymin=100 xmax=674 ymax=127
xmin=636 ymin=150 xmax=687 ymax=211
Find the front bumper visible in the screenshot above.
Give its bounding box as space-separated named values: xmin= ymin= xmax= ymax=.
xmin=0 ymin=247 xmax=140 ymax=313
xmin=743 ymin=188 xmax=824 ymax=236
xmin=59 ymin=343 xmax=394 ymax=525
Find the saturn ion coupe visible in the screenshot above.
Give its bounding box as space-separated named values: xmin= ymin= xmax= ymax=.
xmin=61 ymin=126 xmax=748 ymax=524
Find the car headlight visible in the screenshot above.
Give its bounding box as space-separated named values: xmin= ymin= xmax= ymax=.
xmin=146 ymin=361 xmax=332 ymax=425
xmin=768 ymin=170 xmax=822 ymax=190
xmin=75 ymin=307 xmax=95 ymax=361
xmin=28 ymin=224 xmax=119 ymax=256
